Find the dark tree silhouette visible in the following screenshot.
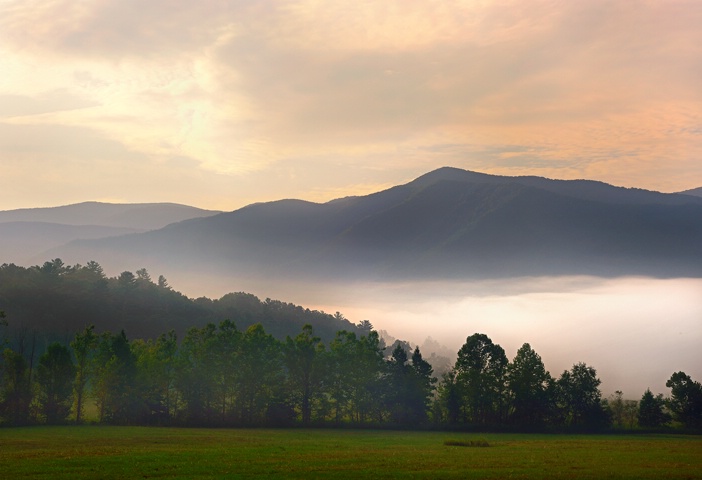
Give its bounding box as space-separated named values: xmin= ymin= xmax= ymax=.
xmin=454 ymin=333 xmax=508 ymax=425
xmin=507 ymin=343 xmax=554 ymax=427
xmin=556 ymin=363 xmax=607 ymax=428
xmin=638 ymin=388 xmax=670 ymax=428
xmin=666 ymin=372 xmax=702 ymax=429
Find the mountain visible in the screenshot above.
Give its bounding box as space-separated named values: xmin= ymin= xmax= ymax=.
xmin=679 ymin=187 xmax=702 ymax=198
xmin=37 ymin=168 xmax=702 ymax=281
xmin=0 ymin=222 xmax=140 ymax=264
xmin=0 ymin=202 xmax=222 ymax=264
xmin=0 ymin=201 xmax=221 ymax=229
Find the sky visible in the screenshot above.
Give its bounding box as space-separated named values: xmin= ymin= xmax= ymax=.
xmin=1 ymin=0 xmax=701 ymax=211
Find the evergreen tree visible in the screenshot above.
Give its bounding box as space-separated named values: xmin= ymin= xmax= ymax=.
xmin=638 ymin=389 xmax=670 ymax=428
xmin=437 ymin=369 xmax=461 ymax=425
xmin=409 ymin=346 xmax=436 ymax=423
xmin=384 ymin=344 xmax=413 ymax=424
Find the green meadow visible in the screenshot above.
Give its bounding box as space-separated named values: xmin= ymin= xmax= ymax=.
xmin=1 ymin=427 xmax=701 ymax=479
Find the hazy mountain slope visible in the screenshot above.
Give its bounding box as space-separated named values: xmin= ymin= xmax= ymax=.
xmin=0 ymin=222 xmax=140 ymax=264
xmin=314 ymin=178 xmax=702 ymax=278
xmin=0 ymin=201 xmax=221 ymax=230
xmin=46 ymin=168 xmax=702 ymax=281
xmin=679 ymin=186 xmax=702 ymax=197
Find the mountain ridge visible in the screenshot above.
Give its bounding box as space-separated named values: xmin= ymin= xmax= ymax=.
xmin=38 ymin=167 xmax=702 ymax=283
xmin=679 ymin=186 xmax=702 ymax=197
xmin=0 ymin=201 xmax=222 ymax=229
xmin=0 ymin=201 xmax=223 ymax=264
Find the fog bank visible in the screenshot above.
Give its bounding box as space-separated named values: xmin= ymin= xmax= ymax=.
xmin=163 ymin=271 xmax=701 ymax=398
xmin=299 ymin=276 xmax=702 ymax=398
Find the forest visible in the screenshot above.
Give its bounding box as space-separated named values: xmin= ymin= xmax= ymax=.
xmin=1 ymin=260 xmax=701 ymax=431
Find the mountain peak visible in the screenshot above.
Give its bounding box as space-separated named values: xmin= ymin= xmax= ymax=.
xmin=410 ymin=167 xmax=497 ymax=187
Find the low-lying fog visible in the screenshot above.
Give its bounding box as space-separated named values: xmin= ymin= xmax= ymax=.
xmin=320 ymin=277 xmax=702 ymax=399
xmin=181 ymin=274 xmax=702 ymax=399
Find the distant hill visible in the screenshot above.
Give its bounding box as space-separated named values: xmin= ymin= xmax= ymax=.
xmin=45 ymin=167 xmax=702 ymax=282
xmin=0 ymin=201 xmax=221 ymax=229
xmin=0 ymin=202 xmax=222 ymax=265
xmin=0 ymin=222 xmax=139 ymax=264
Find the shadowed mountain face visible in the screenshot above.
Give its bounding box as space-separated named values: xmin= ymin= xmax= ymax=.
xmin=40 ymin=168 xmax=702 ymax=281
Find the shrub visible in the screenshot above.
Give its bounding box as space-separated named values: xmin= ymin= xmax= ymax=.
xmin=443 ymin=438 xmax=490 ymax=447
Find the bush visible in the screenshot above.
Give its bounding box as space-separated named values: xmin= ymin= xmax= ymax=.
xmin=443 ymin=438 xmax=490 ymax=447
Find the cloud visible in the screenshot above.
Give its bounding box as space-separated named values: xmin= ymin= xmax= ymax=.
xmin=0 ymin=0 xmax=701 ymax=209
xmin=205 ymin=1 xmax=702 ymax=180
xmin=0 ymin=0 xmax=240 ymax=59
xmin=0 ymin=121 xmax=234 ymax=209
xmin=0 ymin=90 xmax=98 ymax=118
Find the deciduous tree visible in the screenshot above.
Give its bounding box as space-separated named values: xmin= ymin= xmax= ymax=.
xmin=507 ymin=343 xmax=553 ymax=427
xmin=556 ymin=362 xmax=607 ymax=428
xmin=36 ymin=343 xmax=75 ymax=423
xmin=284 ymin=324 xmax=326 ymax=425
xmin=454 ymin=333 xmax=508 ymax=425
xmin=92 ymin=330 xmax=139 ymax=424
xmin=0 ymin=348 xmax=31 ymax=424
xmin=666 ymin=371 xmax=702 ymax=429
xmin=71 ymin=325 xmax=97 ymax=423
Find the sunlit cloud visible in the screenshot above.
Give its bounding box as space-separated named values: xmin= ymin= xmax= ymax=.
xmin=0 ymin=0 xmax=701 ymax=210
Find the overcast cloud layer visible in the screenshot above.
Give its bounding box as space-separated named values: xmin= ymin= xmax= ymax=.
xmin=1 ymin=0 xmax=701 ymax=210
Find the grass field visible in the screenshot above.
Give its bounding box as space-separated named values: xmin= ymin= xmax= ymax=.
xmin=1 ymin=427 xmax=701 ymax=479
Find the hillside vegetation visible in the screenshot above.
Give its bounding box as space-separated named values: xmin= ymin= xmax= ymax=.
xmin=0 ymin=259 xmax=358 ymax=342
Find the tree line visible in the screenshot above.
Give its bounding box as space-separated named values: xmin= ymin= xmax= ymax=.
xmin=1 ymin=312 xmax=700 ymax=431
xmin=0 ymin=259 xmax=360 ymax=342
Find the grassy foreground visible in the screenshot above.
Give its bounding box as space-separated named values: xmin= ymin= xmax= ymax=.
xmin=1 ymin=427 xmax=701 ymax=479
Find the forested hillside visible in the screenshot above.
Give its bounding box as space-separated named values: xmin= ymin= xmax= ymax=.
xmin=0 ymin=259 xmax=359 ymax=343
